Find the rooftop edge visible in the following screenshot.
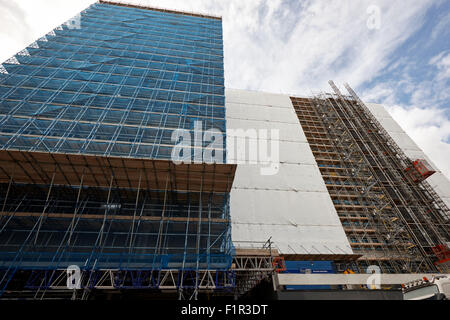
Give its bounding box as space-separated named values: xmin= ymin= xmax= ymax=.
xmin=99 ymin=0 xmax=222 ymax=21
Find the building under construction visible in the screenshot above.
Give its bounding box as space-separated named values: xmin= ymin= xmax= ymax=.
xmin=0 ymin=1 xmax=449 ymax=300
xmin=291 ymin=83 xmax=450 ymax=274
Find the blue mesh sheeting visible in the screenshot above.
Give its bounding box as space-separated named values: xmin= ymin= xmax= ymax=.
xmin=0 ymin=2 xmax=226 ymax=161
xmin=0 ymin=185 xmax=234 ymax=271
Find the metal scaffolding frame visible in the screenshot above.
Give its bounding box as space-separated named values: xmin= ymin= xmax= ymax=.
xmin=0 ymin=2 xmax=285 ymax=300
xmin=0 ymin=150 xmax=282 ymax=300
xmin=0 ymin=152 xmax=237 ymax=299
xmin=290 ymin=82 xmax=450 ymax=274
xmin=0 ymin=1 xmax=226 ymax=162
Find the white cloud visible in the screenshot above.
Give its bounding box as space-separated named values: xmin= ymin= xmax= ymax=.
xmin=2 ymin=0 xmax=433 ymax=91
xmin=430 ymin=51 xmax=450 ymax=80
xmin=0 ymin=0 xmax=96 ymax=63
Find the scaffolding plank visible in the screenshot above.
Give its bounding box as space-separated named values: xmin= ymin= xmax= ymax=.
xmin=0 ymin=212 xmax=229 ymax=223
xmin=0 ymin=150 xmax=236 ymax=192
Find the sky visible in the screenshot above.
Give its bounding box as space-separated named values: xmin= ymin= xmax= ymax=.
xmin=0 ymin=0 xmax=449 ymax=178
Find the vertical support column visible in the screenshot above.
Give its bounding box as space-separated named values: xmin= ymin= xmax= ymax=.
xmin=194 ymin=171 xmax=204 ymax=300
xmin=82 ymin=173 xmax=115 ymax=301
xmin=207 ymin=193 xmax=212 ymax=270
xmin=34 ymin=169 xmax=57 ymax=245
xmin=1 ymin=164 xmax=15 ymax=213
xmin=179 ymin=193 xmax=192 ymax=299
xmin=68 ymin=169 xmax=85 ymax=245
xmin=0 ymin=164 xmax=16 ymax=233
xmin=129 ymin=170 xmax=142 ymax=254
xmin=153 ymin=173 xmax=170 ymax=278
xmin=99 ymin=174 xmax=115 ymax=247
xmin=156 ymin=174 xmax=170 ymax=256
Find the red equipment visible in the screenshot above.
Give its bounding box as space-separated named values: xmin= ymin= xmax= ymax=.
xmin=272 ymin=257 xmax=287 ymax=273
xmin=405 ymin=159 xmax=436 ymax=183
xmin=432 ymin=245 xmax=450 ymax=261
xmin=433 ymin=245 xmax=450 ymax=273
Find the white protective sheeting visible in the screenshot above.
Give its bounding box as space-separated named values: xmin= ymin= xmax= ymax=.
xmin=226 ymin=89 xmax=295 ymax=108
xmin=366 ymin=103 xmax=450 ymax=209
xmin=231 ymin=164 xmax=327 ymax=192
xmin=227 ymin=140 xmax=317 ymax=165
xmin=227 ymin=119 xmax=307 ymax=143
xmin=226 ymin=89 xmax=352 ymax=255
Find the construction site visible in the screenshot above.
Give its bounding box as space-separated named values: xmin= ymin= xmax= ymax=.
xmin=0 ymin=0 xmax=448 ymax=300
xmin=292 ymin=82 xmax=450 ymax=274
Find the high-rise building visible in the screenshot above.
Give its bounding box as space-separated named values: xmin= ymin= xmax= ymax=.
xmin=0 ymin=1 xmax=449 ymax=300
xmin=227 ymin=86 xmax=450 ymax=298
xmin=291 ymin=84 xmax=450 ymax=275
xmin=0 ymin=1 xmax=237 ymax=300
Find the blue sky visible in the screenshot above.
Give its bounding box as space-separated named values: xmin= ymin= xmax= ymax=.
xmin=0 ymin=0 xmax=449 ymax=177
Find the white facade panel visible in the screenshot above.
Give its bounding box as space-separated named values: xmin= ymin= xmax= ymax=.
xmin=232 ymin=223 xmax=352 ymax=255
xmin=227 ymin=102 xmax=299 ymax=124
xmin=427 ymin=174 xmax=450 ymax=208
xmin=227 ymin=139 xmax=316 ymax=165
xmin=227 ymin=119 xmax=306 ymax=143
xmin=374 ymin=117 xmax=409 ymax=135
xmin=232 ymin=164 xmax=328 ymax=192
xmin=226 ymin=89 xmax=352 ymax=256
xmin=225 ymin=89 xmax=293 ymax=108
xmin=230 ymin=189 xmax=342 ymax=226
xmin=364 ymin=102 xmax=393 ymax=118
xmin=387 ymin=132 xmax=423 ymax=153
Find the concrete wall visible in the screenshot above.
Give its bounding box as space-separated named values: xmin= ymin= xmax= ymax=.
xmin=366 ymin=103 xmax=450 ymax=211
xmin=226 ymin=89 xmax=352 ymax=256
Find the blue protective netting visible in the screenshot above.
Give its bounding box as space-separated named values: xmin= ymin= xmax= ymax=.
xmin=0 ymin=2 xmax=226 ymax=160
xmin=0 ymin=3 xmax=233 ymax=276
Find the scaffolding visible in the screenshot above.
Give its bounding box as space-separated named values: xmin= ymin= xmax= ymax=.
xmin=0 ymin=151 xmax=275 ymax=300
xmin=0 ymin=3 xmax=283 ymax=299
xmin=0 ymin=1 xmax=241 ymax=300
xmin=291 ymin=82 xmax=450 ymax=274
xmin=0 ymin=150 xmax=238 ymax=300
xmin=0 ymin=1 xmax=225 ymax=161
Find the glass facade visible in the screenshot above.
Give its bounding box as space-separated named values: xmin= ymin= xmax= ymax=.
xmin=0 ymin=2 xmax=226 ymax=160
